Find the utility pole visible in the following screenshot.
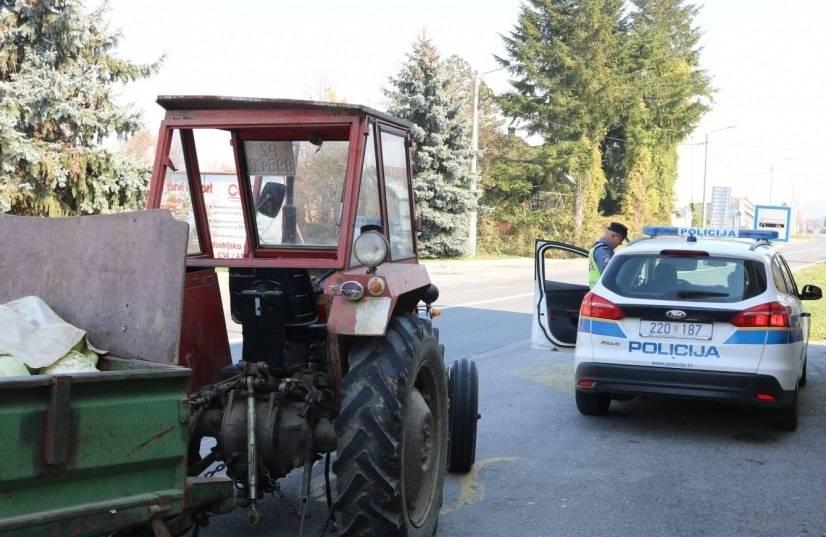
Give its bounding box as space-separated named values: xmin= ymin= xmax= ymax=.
xmin=467 ymin=66 xmax=506 ymax=256
xmin=467 ymin=74 xmax=481 ymax=257
xmin=768 ymin=158 xmax=791 ymax=205
xmin=701 ymin=134 xmax=709 ymax=226
xmin=700 ymin=125 xmax=736 ymax=226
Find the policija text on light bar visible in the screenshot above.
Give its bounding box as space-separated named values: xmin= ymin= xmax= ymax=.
xmin=641 ymin=227 xmax=779 ymax=240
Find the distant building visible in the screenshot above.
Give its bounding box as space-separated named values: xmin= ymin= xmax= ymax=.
xmin=798 ymin=217 xmax=818 ymax=234
xmin=710 ymin=186 xmax=731 ymax=227
xmin=727 ymin=197 xmax=755 ymax=229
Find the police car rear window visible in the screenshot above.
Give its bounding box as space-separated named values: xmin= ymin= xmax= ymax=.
xmin=601 ymin=254 xmax=767 ymax=303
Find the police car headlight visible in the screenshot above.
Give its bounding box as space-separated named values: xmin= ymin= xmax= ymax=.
xmin=354 ymin=231 xmax=389 ymax=268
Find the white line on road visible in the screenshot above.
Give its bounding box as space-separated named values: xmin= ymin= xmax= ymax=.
xmin=781 ymin=246 xmax=824 ymax=256
xmin=792 ymin=260 xmax=826 ymax=271
xmin=440 ymin=292 xmax=534 ymax=310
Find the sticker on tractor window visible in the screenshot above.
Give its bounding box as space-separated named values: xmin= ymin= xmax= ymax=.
xmin=245 ymin=141 xmax=296 ymax=176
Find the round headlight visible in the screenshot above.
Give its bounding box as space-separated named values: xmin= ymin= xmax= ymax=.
xmin=354 ymin=231 xmax=389 ymax=268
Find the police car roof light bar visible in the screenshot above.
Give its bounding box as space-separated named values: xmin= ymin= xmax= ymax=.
xmin=737 ymin=229 xmax=779 ymax=240
xmin=642 ymin=226 xmax=679 ymax=237
xmin=641 ymin=226 xmax=778 ymax=241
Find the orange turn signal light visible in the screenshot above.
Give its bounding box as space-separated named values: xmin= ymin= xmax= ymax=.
xmin=367 ymin=277 xmax=386 ymax=296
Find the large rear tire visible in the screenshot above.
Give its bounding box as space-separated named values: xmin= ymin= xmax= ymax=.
xmin=447 ymin=359 xmax=479 ymax=474
xmin=335 ymin=315 xmax=448 ymax=537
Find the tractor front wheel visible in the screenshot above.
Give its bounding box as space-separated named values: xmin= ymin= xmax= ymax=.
xmin=447 ymin=358 xmax=479 ymax=473
xmin=335 ymin=314 xmax=448 ymax=537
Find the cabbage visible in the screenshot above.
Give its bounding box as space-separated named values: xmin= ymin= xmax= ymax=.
xmin=0 ymin=356 xmax=31 ymax=377
xmin=41 ymin=350 xmax=98 ymax=374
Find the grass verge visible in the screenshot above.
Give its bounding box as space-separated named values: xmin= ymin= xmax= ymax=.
xmin=794 ymin=262 xmax=826 ymax=341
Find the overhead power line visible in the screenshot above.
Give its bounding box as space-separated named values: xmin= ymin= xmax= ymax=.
xmin=708 ymin=141 xmax=826 ymax=152
xmin=506 ymin=119 xmax=823 ymax=153
xmin=708 ymin=151 xmax=766 ymax=176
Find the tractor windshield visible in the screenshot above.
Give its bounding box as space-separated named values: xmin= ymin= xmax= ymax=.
xmin=244 ymin=138 xmax=348 ymax=249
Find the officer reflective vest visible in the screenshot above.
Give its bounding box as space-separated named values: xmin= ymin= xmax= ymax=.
xmin=588 ymin=243 xmax=602 ymax=289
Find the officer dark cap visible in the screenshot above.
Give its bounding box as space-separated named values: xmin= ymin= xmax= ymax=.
xmin=607 ymin=222 xmax=628 ymax=241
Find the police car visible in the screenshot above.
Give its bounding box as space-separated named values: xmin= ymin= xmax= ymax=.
xmin=531 ymin=226 xmax=822 ymax=430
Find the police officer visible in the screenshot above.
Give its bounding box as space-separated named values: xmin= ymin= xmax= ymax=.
xmin=588 ymin=222 xmax=628 ymax=288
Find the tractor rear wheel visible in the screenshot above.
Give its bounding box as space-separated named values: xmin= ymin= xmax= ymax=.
xmin=335 ymin=314 xmax=448 ymax=537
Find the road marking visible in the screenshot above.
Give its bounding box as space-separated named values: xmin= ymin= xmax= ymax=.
xmin=440 ymin=292 xmax=534 ymax=310
xmin=780 ymin=246 xmax=823 ymax=256
xmin=440 ymin=457 xmax=519 ymax=515
xmin=792 ymin=260 xmax=826 ymax=271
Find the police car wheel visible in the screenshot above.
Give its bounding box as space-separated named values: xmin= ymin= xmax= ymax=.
xmin=773 ymin=387 xmax=799 ymax=432
xmin=576 ymin=391 xmax=611 ymax=416
xmin=800 ymin=357 xmax=807 ymax=388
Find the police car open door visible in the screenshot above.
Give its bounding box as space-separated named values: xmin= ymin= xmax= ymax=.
xmin=532 ymin=240 xmax=590 ymax=351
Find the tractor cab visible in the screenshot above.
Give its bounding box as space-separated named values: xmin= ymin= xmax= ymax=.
xmin=148 ymin=95 xmax=417 ymax=270
xmin=147 ymin=96 xmax=427 ymax=389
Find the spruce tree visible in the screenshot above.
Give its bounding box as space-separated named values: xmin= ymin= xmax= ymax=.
xmin=621 ymin=0 xmax=712 ymax=228
xmin=385 ymin=36 xmax=477 ymax=258
xmin=498 ymin=0 xmax=627 ymax=242
xmin=0 ymin=0 xmax=160 ymax=215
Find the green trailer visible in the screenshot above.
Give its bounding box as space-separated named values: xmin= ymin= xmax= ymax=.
xmin=0 ymin=211 xmax=233 ymax=537
xmin=0 ymin=357 xmax=190 ymax=536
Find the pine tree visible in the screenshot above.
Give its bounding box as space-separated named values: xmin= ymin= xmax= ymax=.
xmin=621 ymin=0 xmax=712 ymax=228
xmin=0 ymin=0 xmax=161 ymax=215
xmin=498 ymin=0 xmax=627 ymax=243
xmin=385 ymin=36 xmax=477 ymax=258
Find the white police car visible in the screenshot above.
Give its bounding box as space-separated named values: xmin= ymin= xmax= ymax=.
xmin=531 ymin=226 xmax=822 ymax=430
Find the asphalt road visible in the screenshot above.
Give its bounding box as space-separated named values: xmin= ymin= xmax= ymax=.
xmin=205 ymin=236 xmax=826 ymax=537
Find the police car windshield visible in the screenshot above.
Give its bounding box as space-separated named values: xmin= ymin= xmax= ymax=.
xmin=601 ymin=254 xmax=767 ymax=303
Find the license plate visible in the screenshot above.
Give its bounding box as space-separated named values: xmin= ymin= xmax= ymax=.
xmin=639 ymin=320 xmax=712 ymax=340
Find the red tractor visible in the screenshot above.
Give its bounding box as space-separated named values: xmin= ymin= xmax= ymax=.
xmin=146 ymin=96 xmax=479 ymax=536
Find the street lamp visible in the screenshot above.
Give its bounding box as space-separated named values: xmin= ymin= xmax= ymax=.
xmin=468 ymin=66 xmax=507 ymax=256
xmin=768 ymin=158 xmax=792 ymax=204
xmin=700 ymin=125 xmax=736 ymax=226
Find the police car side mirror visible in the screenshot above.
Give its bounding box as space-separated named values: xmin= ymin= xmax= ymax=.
xmin=800 ymin=284 xmax=822 ymax=301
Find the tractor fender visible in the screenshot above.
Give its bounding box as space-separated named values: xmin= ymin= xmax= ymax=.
xmin=326 ymin=263 xmax=431 ymax=336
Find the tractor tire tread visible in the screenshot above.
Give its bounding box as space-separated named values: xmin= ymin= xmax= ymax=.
xmin=335 ymin=314 xmax=443 ymax=537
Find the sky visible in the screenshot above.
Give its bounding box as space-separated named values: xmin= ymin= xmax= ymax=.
xmin=106 ymin=0 xmax=826 ymax=220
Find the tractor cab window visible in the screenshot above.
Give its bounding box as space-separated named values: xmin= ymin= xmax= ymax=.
xmin=351 ymin=128 xmax=381 ymax=265
xmin=158 ymin=129 xmax=201 ymax=254
xmin=380 ymin=131 xmax=415 ymax=259
xmin=193 ymin=129 xmax=246 ymax=259
xmin=244 ymin=137 xmax=348 ymax=248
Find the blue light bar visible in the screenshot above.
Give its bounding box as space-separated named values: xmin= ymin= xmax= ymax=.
xmin=737 ymin=229 xmax=779 ymax=240
xmin=642 ymin=226 xmax=680 ymax=237
xmin=642 ymin=226 xmax=778 ymax=240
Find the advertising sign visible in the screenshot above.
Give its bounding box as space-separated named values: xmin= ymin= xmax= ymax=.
xmin=753 ymin=205 xmax=791 ymax=242
xmin=159 ymin=172 xmax=247 ymax=258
